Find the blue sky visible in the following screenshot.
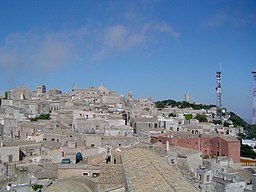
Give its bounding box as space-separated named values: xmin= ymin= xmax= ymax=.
xmin=0 ymin=0 xmax=255 ymax=121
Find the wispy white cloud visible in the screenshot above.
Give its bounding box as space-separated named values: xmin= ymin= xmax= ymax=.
xmin=154 ymin=22 xmax=180 ymax=39
xmin=94 ymin=22 xmax=179 ymax=60
xmin=0 ymin=29 xmax=75 ymax=74
xmin=206 ymin=10 xmax=228 ymax=28
xmin=33 ymin=33 xmax=73 ymax=71
xmin=206 ymin=9 xmax=256 ymax=28
xmin=232 ymin=12 xmax=256 ymax=27
xmin=0 ymin=1 xmax=180 ymax=74
xmin=0 ymin=20 xmax=180 ymax=73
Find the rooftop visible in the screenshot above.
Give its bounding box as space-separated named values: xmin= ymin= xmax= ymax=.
xmin=218 ymin=135 xmax=239 ymax=142
xmin=121 ymin=148 xmax=198 ymax=192
xmin=98 ymin=164 xmax=126 ymax=191
xmin=169 ymin=145 xmax=202 ymax=157
xmin=44 ymin=176 xmax=97 ymax=192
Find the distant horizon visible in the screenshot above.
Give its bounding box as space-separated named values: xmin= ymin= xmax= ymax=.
xmin=0 ymin=82 xmax=253 ymax=124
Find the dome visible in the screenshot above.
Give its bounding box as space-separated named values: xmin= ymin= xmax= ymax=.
xmin=44 ymin=177 xmax=97 ymax=192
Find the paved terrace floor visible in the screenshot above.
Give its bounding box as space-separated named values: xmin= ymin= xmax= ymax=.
xmin=122 ymin=148 xmax=199 ymax=192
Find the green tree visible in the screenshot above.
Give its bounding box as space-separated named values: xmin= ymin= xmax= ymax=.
xmin=184 ymin=114 xmax=192 ymax=120
xmin=229 ymin=112 xmax=247 ymax=127
xmin=213 ymin=120 xmax=222 ymax=125
xmin=155 ymin=99 xmax=216 ymax=110
xmin=195 ymin=114 xmax=208 ymax=122
xmin=4 ymin=91 xmax=8 ymax=99
xmin=30 ymin=114 xmax=51 ymax=121
xmin=241 ymin=144 xmax=256 ymax=159
xmin=155 ymin=102 xmax=165 ymax=109
xmin=237 ymin=133 xmax=246 ymax=140
xmin=223 ymin=121 xmax=231 ymax=127
xmin=245 ymin=124 xmax=256 ymax=139
xmin=31 ymin=184 xmax=43 ymax=192
xmin=168 ymin=113 xmax=176 ymax=117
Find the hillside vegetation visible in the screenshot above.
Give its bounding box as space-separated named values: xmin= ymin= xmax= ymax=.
xmin=155 ymin=99 xmax=256 ymax=138
xmin=155 ymin=99 xmax=216 ymax=110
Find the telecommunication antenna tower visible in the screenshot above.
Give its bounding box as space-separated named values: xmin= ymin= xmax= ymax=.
xmin=216 ymin=68 xmax=222 ymax=119
xmin=252 ymin=70 xmax=256 ymax=124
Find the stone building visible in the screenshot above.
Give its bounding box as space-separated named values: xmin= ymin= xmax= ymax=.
xmin=168 ymin=145 xmax=202 ymax=172
xmin=57 ymin=164 xmax=100 ymax=180
xmin=48 ymin=89 xmax=62 ymax=97
xmin=151 ymin=132 xmax=241 ymax=164
xmin=212 ymin=175 xmax=246 ymax=192
xmin=73 ymin=118 xmax=108 ymax=134
xmin=0 ymin=146 xmax=19 ymax=163
xmin=195 ymin=166 xmax=213 ymax=191
xmin=37 ymin=85 xmax=46 ymax=96
xmin=130 ymin=116 xmax=158 ymax=133
xmin=3 ymin=117 xmax=18 ymax=139
xmin=102 ymin=136 xmax=148 ymax=147
xmin=7 ymin=87 xmax=32 ymax=100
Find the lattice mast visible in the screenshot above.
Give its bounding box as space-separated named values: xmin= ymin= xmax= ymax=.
xmin=252 ymin=71 xmax=256 ymax=124
xmin=216 ymin=68 xmax=222 ymax=119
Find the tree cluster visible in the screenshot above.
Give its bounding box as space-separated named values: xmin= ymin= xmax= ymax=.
xmin=155 ymin=99 xmax=215 ymax=110
xmin=240 ymin=143 xmax=256 ymax=159
xmin=195 ymin=114 xmax=208 ymax=122
xmin=229 ymin=112 xmax=247 ymax=128
xmin=31 ymin=114 xmax=51 ymax=121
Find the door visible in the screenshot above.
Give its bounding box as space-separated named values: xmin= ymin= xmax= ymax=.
xmin=8 ymin=155 xmax=12 ymax=162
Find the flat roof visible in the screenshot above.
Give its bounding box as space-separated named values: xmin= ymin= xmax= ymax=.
xmin=218 ymin=135 xmax=239 ymax=142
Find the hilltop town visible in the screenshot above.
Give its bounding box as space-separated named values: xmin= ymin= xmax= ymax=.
xmin=0 ymin=84 xmax=255 ymax=192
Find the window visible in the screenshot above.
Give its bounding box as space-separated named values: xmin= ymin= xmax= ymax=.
xmin=92 ymin=173 xmax=100 ymax=177
xmin=82 ymin=172 xmax=89 ymax=176
xmin=91 ymin=144 xmax=95 ymax=147
xmin=207 ymin=175 xmax=210 ymax=181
